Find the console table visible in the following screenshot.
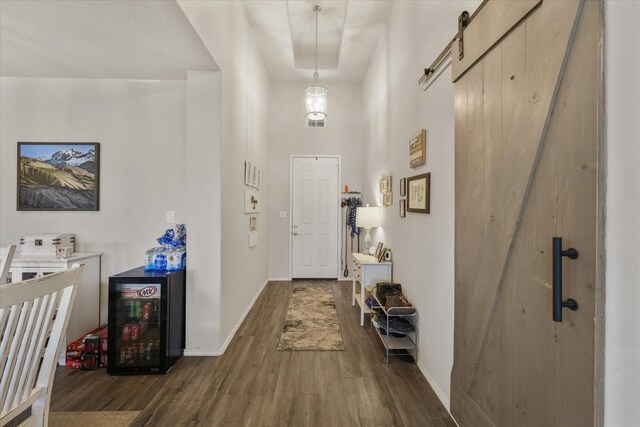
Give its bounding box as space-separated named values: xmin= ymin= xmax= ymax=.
xmin=9 ymin=252 xmax=102 ymax=365
xmin=352 ymin=253 xmax=392 ymax=326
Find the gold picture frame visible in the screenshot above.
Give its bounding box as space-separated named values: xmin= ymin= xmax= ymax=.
xmin=409 ymin=129 xmax=427 ymax=168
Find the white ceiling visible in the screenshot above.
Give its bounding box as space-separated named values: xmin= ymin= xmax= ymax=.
xmin=0 ymin=0 xmax=217 ymax=80
xmin=244 ymin=0 xmax=390 ymax=83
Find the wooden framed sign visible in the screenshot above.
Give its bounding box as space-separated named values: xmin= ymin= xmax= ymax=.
xmin=407 ymin=173 xmax=430 ymax=214
xmin=409 ymin=129 xmax=427 ymax=168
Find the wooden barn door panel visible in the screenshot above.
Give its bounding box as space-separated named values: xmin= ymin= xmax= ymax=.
xmin=451 ymin=0 xmax=600 ymax=425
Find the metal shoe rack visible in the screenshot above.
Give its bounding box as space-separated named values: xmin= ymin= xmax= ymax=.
xmin=365 ymin=284 xmax=418 ymax=365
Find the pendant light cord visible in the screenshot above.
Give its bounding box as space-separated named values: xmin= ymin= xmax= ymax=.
xmin=314 ymin=5 xmax=320 ymax=83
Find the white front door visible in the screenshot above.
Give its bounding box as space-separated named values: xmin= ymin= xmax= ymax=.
xmin=291 ymin=156 xmax=339 ymax=279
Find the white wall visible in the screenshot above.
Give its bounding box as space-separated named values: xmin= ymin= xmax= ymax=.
xmin=604 ymin=1 xmax=640 ymax=425
xmin=184 ymin=71 xmax=222 ymax=353
xmin=267 ymin=82 xmax=363 ymax=279
xmin=0 ymin=77 xmax=186 ymax=323
xmin=362 ymin=0 xmax=481 ymax=409
xmin=177 ymin=1 xmax=270 ymax=351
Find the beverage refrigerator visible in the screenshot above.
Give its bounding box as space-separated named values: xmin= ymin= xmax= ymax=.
xmin=107 ymin=267 xmax=185 ymax=374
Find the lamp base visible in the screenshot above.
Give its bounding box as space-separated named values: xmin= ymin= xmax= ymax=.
xmin=363 ymin=229 xmax=373 ymax=254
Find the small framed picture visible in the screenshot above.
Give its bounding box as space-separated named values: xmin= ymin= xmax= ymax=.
xmin=249 ymin=216 xmax=257 ymax=231
xmin=407 ymin=173 xmax=431 ymax=213
xmin=409 ymin=129 xmax=427 ymax=168
xmin=244 ymin=161 xmax=251 ymax=186
xmin=383 ymin=192 xmax=393 ymax=207
xmin=400 ymin=177 xmax=406 ymax=197
xmin=399 ymin=199 xmax=406 ymax=217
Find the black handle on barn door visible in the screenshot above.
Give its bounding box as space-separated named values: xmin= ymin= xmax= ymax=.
xmin=552 ymin=237 xmax=579 ymax=322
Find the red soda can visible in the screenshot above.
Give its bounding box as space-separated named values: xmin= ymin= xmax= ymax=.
xmin=125 ymin=346 xmax=132 ymax=364
xmin=130 ymin=323 xmax=139 ymax=341
xmin=143 ymin=303 xmax=151 ymax=320
xmin=138 ymin=343 xmax=146 ymax=362
xmin=122 ymin=324 xmax=131 ymax=342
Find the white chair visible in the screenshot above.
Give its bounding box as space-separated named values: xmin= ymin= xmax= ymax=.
xmin=0 ymin=245 xmax=16 ymax=285
xmin=0 ymin=264 xmax=83 ymax=427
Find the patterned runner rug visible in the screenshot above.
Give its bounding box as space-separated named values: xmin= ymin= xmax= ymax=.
xmin=277 ymin=287 xmax=345 ymax=351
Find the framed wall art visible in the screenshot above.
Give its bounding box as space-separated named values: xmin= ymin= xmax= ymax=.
xmin=407 ymin=173 xmax=430 ymax=214
xmin=383 ymin=192 xmax=393 ymax=207
xmin=409 ymin=129 xmax=427 ymax=168
xmin=244 ymin=190 xmax=261 ymax=213
xmin=400 ymin=177 xmax=407 ymax=197
xmin=17 ymin=142 xmax=100 ymax=211
xmin=244 ymin=161 xmax=262 ymax=189
xmin=399 ymin=199 xmax=406 ymax=217
xmin=379 ymin=175 xmax=393 ymax=207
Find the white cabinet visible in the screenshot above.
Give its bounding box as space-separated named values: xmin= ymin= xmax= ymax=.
xmin=9 ymin=252 xmax=102 ymax=365
xmin=351 ymin=253 xmax=392 ymax=326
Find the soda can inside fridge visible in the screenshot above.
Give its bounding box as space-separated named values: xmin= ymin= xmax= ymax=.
xmin=108 ymin=267 xmax=185 ymax=374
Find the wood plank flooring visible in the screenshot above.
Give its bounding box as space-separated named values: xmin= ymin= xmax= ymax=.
xmin=51 ymin=281 xmax=454 ymax=426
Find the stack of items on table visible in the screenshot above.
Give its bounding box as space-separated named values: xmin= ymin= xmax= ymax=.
xmin=366 ymin=282 xmax=416 ymax=336
xmin=65 ymin=324 xmax=108 ymax=370
xmin=144 ymin=224 xmax=187 ymax=271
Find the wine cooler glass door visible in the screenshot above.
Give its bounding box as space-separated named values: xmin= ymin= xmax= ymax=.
xmin=114 ymin=283 xmax=163 ymax=370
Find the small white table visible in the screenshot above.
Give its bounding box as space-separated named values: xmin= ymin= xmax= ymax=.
xmin=9 ymin=252 xmax=102 ymax=365
xmin=352 ymin=253 xmax=392 ymax=326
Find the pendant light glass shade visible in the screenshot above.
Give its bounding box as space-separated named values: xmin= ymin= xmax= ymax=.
xmin=305 ymin=5 xmax=327 ymax=125
xmin=305 ymin=84 xmax=327 ymax=121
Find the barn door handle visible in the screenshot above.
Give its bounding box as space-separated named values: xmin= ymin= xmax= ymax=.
xmin=552 ymin=237 xmax=579 ymax=322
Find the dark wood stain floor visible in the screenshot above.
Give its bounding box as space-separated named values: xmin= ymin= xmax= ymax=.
xmin=51 ymin=281 xmax=455 ymax=426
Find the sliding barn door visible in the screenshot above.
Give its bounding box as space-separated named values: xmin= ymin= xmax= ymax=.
xmin=451 ymin=0 xmax=601 ymax=426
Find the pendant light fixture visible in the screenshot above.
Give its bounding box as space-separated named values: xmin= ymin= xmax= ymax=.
xmin=305 ymin=5 xmax=327 ymax=124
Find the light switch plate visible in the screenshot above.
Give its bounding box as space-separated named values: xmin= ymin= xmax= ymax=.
xmin=279 ymin=211 xmax=287 ymax=218
xmin=166 ymin=210 xmax=175 ymax=223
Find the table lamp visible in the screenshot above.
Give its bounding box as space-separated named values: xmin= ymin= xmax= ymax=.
xmin=356 ymin=205 xmax=382 ymax=254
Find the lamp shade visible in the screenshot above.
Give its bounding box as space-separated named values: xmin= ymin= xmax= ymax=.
xmin=305 ymin=84 xmax=327 ymax=121
xmin=356 ymin=206 xmax=382 ymax=229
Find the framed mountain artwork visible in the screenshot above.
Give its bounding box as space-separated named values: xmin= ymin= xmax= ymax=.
xmin=17 ymin=142 xmax=100 ymax=211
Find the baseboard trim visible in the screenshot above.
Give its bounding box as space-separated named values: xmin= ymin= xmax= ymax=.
xmin=268 ymin=277 xmax=291 ymax=281
xmin=417 ymin=360 xmax=456 ymax=424
xmin=183 ymin=349 xmax=222 ymax=357
xmin=184 ymin=278 xmax=271 ymax=358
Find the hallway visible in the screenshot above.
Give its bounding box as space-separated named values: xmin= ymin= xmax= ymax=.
xmin=51 ymin=281 xmax=454 ymax=426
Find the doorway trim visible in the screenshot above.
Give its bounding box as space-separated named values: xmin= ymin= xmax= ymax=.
xmin=289 ymin=154 xmax=342 ymax=280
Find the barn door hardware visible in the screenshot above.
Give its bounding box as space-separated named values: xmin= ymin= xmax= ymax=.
xmin=418 ymin=0 xmax=489 ymax=88
xmin=457 ymin=11 xmax=470 ymax=60
xmin=552 ymin=237 xmax=579 ymax=322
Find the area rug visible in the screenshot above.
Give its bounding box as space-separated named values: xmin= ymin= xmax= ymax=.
xmin=49 ymin=411 xmax=140 ymax=427
xmin=277 ymin=287 xmax=345 ymax=351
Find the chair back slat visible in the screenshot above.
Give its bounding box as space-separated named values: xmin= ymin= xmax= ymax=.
xmin=0 ymin=300 xmax=32 ymax=411
xmin=0 ymin=264 xmax=81 ymax=426
xmin=17 ymin=296 xmax=51 ymax=405
xmin=0 ymin=245 xmax=16 ymax=285
xmin=10 ymin=297 xmax=47 ymax=410
xmin=0 ymin=306 xmax=20 ymax=390
xmin=3 ymin=300 xmax=41 ymax=414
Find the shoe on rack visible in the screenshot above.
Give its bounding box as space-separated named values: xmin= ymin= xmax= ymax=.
xmin=387 ymin=317 xmax=415 ymax=334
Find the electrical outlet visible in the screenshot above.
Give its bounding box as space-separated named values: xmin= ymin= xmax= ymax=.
xmin=279 ymin=211 xmax=287 ymax=218
xmin=166 ymin=210 xmax=175 ymax=223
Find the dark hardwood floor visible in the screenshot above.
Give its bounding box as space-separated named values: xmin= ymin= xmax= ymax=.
xmin=51 ymin=280 xmax=454 ymax=426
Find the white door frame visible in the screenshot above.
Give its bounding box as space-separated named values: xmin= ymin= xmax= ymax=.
xmin=289 ymin=154 xmax=342 ymax=279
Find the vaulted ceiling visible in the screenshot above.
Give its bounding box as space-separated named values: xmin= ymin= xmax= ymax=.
xmin=0 ymin=0 xmax=217 ymax=80
xmin=0 ymin=0 xmax=388 ymax=83
xmin=244 ymin=0 xmax=390 ymax=83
